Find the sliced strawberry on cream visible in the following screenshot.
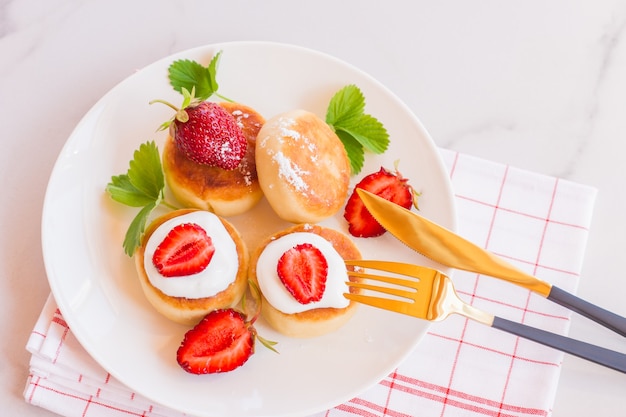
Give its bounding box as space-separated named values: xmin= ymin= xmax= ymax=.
xmin=152 ymin=223 xmax=215 ymax=277
xmin=143 ymin=211 xmax=238 ymax=299
xmin=255 ymin=232 xmax=349 ymax=314
xmin=277 ymin=243 xmax=328 ymax=304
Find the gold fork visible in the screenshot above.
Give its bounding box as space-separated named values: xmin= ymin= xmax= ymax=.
xmin=344 ymin=259 xmax=626 ymax=374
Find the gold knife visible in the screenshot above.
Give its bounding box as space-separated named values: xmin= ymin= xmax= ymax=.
xmin=356 ymin=188 xmax=626 ymax=337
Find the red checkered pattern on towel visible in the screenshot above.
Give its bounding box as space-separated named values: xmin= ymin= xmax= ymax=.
xmin=25 ymin=149 xmax=597 ymax=417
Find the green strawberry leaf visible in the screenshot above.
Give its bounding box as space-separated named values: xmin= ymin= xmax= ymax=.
xmin=106 ymin=174 xmax=155 ymax=207
xmin=127 ymin=141 xmax=165 ymax=200
xmin=106 ymin=140 xmax=170 ymax=257
xmin=326 ymin=84 xmax=366 ymax=126
xmin=168 ymin=52 xmax=222 ymax=101
xmin=335 ymin=130 xmax=365 ymax=174
xmin=326 ymin=84 xmax=389 ymax=174
xmin=334 ymin=114 xmax=389 ymax=154
xmin=123 ymin=202 xmax=158 ymax=257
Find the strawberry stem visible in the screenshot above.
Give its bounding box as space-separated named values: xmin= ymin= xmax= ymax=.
xmin=160 ymin=199 xmax=181 ymax=211
xmin=215 ymin=92 xmax=234 ymax=103
xmin=257 ymin=334 xmax=279 ymax=354
xmin=148 ymin=98 xmax=179 ymax=111
xmin=244 ymin=280 xmax=263 ymax=324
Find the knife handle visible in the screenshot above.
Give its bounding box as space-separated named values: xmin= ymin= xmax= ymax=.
xmin=491 ymin=316 xmax=626 ymax=373
xmin=548 ymin=286 xmax=626 ymax=337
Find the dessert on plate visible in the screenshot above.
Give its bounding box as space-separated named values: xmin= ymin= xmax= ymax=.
xmin=163 ymin=101 xmax=265 ymax=217
xmin=134 ymin=208 xmax=249 ymax=325
xmin=249 ymin=223 xmax=361 ymax=338
xmin=255 ymin=109 xmax=351 ymax=223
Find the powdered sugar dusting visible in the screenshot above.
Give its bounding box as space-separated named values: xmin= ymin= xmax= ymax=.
xmin=231 ymin=109 xmax=250 ymax=130
xmin=260 ymin=115 xmax=322 ymax=194
xmin=273 ymin=151 xmax=310 ymax=191
xmin=277 ymin=116 xmax=301 ymax=141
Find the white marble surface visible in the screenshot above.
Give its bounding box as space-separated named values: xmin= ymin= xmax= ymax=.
xmin=2 ymin=0 xmax=625 ymax=416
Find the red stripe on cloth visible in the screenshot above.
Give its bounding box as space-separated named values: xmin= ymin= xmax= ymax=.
xmin=26 ymin=374 xmax=41 ymax=404
xmin=447 ymin=151 xmax=461 ymax=179
xmin=337 ymin=396 xmax=414 ymax=417
xmin=535 ymin=179 xmax=559 ymax=275
xmin=377 ymin=374 xmax=549 ymax=417
xmin=51 ymin=315 xmax=68 ymax=329
xmin=484 ymin=166 xmax=524 ymax=416
xmin=436 ymin=164 xmax=510 ymax=416
xmin=494 ymin=175 xmax=560 ymax=415
xmin=52 ymin=321 xmax=69 ymax=365
xmin=82 ymin=395 xmax=92 ymax=417
xmin=426 ymin=331 xmax=562 ymax=367
xmin=384 ymin=369 xmax=398 ymax=415
xmin=487 ymin=251 xmax=580 ymax=278
xmin=28 ymin=379 xmax=151 ymax=417
xmin=31 ymin=330 xmax=47 ymax=339
xmin=454 ymin=194 xmax=590 ymax=232
xmin=455 ymin=289 xmax=570 ymax=321
xmin=53 ymin=309 xmax=68 ymax=328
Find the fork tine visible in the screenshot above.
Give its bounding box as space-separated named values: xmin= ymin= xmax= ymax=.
xmin=344 ymin=259 xmax=449 ymax=320
xmin=345 ymin=279 xmax=417 ymax=301
xmin=345 ymin=259 xmax=439 ymax=280
xmin=344 ymin=292 xmax=417 ymax=315
xmin=347 ymin=270 xmax=420 ymax=291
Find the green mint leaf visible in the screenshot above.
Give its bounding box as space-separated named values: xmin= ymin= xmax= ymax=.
xmin=168 ymin=51 xmax=221 ymax=101
xmin=106 ymin=174 xmax=155 ymax=207
xmin=123 ymin=202 xmax=158 ymax=257
xmin=326 ymin=84 xmax=389 ymax=174
xmin=336 ymin=130 xmax=365 ymax=174
xmin=127 ymin=141 xmax=165 ymax=200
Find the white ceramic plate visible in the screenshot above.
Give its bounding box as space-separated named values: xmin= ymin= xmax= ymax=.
xmin=42 ymin=42 xmax=456 ymax=417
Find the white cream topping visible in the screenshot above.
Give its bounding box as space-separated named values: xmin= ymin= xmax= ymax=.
xmin=143 ymin=211 xmax=238 ymax=299
xmin=256 ymin=232 xmax=350 ymax=314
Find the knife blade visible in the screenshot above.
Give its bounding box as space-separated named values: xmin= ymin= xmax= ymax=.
xmin=356 ymin=188 xmax=626 ymax=337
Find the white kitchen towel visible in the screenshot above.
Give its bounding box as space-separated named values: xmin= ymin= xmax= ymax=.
xmin=25 ymin=149 xmax=598 ymax=417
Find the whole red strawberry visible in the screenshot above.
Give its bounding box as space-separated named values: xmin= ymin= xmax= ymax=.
xmin=344 ymin=166 xmax=417 ymax=238
xmin=172 ymin=101 xmax=246 ymax=170
xmin=151 ymin=89 xmax=247 ymax=170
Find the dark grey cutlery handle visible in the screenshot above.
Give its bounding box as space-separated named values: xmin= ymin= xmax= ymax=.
xmin=548 ymin=286 xmax=626 ymax=337
xmin=492 ymin=316 xmax=626 ymax=374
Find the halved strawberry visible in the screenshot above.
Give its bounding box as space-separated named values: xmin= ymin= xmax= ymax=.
xmin=176 ymin=283 xmax=278 ymax=374
xmin=277 ymin=243 xmax=328 ymax=304
xmin=344 ymin=166 xmax=417 ymax=238
xmin=177 ymin=309 xmax=254 ymax=374
xmin=152 ymin=223 xmax=215 ymax=277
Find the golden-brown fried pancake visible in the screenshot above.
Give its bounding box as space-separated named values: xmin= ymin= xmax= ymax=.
xmin=255 ymin=110 xmax=350 ymax=223
xmin=163 ymin=102 xmax=264 ymax=217
xmin=135 ymin=209 xmax=249 ymax=325
xmin=249 ymin=224 xmax=361 ymax=338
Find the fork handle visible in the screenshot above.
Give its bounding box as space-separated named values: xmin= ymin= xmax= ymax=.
xmin=491 ymin=316 xmax=626 ymax=374
xmin=547 ymin=286 xmax=626 ymax=337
